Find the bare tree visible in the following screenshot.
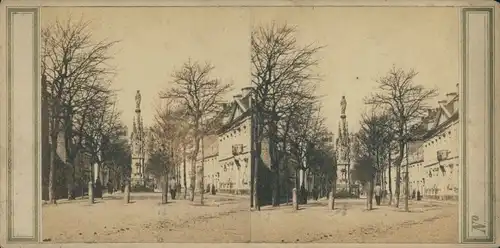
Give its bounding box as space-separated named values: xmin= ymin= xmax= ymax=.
xmin=101 ymin=136 xmax=132 ymax=193
xmin=251 ymin=22 xmax=323 ymax=208
xmin=41 ymin=18 xmax=118 ymax=203
xmin=353 ymin=110 xmax=392 ymax=210
xmin=161 ymin=60 xmax=231 ymax=204
xmin=379 ymin=113 xmax=397 ymax=206
xmin=153 ymin=102 xmax=192 ymax=199
xmin=81 ymin=97 xmax=125 ymax=189
xmin=150 ymin=101 xmax=193 ymax=202
xmin=365 ymin=66 xmax=438 ymax=211
xmin=273 ymin=96 xmax=314 ymax=206
xmin=287 ymin=102 xmax=326 ymax=205
xmin=146 ymin=129 xmax=173 ymax=204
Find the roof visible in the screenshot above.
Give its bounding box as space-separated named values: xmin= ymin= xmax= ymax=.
xmin=422 ymin=92 xmax=459 ymax=139
xmin=218 ymin=90 xmax=253 ymax=134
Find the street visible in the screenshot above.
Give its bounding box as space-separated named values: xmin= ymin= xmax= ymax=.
xmin=42 ymin=192 xmax=457 ymax=243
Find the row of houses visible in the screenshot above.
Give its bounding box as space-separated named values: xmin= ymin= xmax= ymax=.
xmin=174 ymin=89 xmax=361 ymax=201
xmin=384 ymin=85 xmax=459 ymax=200
xmin=180 ymin=87 xmax=270 ymax=196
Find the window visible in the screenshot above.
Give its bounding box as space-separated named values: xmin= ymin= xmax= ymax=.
xmin=232 ymin=144 xmax=244 ymax=155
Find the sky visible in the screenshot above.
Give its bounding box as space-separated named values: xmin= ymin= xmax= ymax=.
xmin=41 ymin=7 xmax=460 ymax=137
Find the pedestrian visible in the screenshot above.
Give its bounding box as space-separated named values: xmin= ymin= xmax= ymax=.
xmin=312 ymin=187 xmax=319 ymax=200
xmin=374 ymin=183 xmax=382 ymax=206
xmin=417 ymin=190 xmax=422 ymax=201
xmin=169 ymin=177 xmax=177 ymax=200
xmin=412 ymin=189 xmax=416 ymax=200
xmin=107 ymin=181 xmax=113 ymax=194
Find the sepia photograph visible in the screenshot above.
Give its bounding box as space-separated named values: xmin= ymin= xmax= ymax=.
xmin=38 ymin=6 xmax=460 ymax=243
xmin=1 ymin=1 xmax=497 ymax=247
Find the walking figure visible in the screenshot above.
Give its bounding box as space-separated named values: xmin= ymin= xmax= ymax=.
xmin=169 ymin=177 xmax=177 ymax=200
xmin=211 ymin=184 xmax=216 ymax=195
xmin=374 ymin=183 xmax=382 ymax=206
xmin=107 ymin=181 xmax=113 ymax=194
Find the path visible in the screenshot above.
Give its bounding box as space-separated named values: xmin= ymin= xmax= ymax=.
xmin=43 ymin=194 xmax=457 ymax=243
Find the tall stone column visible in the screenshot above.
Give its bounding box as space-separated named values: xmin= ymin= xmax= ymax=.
xmin=336 ymin=96 xmax=350 ymax=191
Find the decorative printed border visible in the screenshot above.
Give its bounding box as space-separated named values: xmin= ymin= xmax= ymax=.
xmin=460 ymin=7 xmax=495 ymax=244
xmin=0 ymin=1 xmax=497 ymax=247
xmin=6 ymin=7 xmax=40 ymax=243
xmin=0 ymin=0 xmax=496 ymax=7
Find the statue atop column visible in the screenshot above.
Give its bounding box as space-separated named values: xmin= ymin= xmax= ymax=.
xmin=340 ymin=96 xmax=347 ymax=116
xmin=135 ymin=90 xmax=141 ymax=110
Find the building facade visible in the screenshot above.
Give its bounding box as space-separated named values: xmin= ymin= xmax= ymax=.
xmin=419 ymin=91 xmax=459 ymax=200
xmin=178 ymin=86 xmax=273 ymax=199
xmin=384 ymin=87 xmax=459 ymax=200
xmin=217 ymin=87 xmax=254 ymax=194
xmin=197 ymin=134 xmax=220 ymax=192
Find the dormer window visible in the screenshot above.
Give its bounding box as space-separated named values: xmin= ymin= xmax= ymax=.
xmin=232 ymin=144 xmax=244 ymax=155
xmin=437 ymin=150 xmax=450 ymax=161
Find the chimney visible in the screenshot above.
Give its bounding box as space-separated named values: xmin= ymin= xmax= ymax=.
xmin=446 ymin=93 xmax=457 ymax=103
xmin=233 ymin=94 xmax=242 ymax=101
xmin=241 ymin=86 xmax=253 ymax=97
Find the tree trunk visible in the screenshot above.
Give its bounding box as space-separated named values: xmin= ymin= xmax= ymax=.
xmin=295 ymin=167 xmax=300 ymax=206
xmin=404 ymin=143 xmax=410 ymax=212
xmin=124 ymin=181 xmax=130 ymax=204
xmin=95 ymin=163 xmax=101 ymax=184
xmin=367 ymin=178 xmax=374 ymax=210
xmin=292 ymin=188 xmax=298 ymax=210
xmin=329 ymin=175 xmax=337 ymax=210
xmin=199 ymin=135 xmax=205 ymax=205
xmin=300 ymin=169 xmax=307 ymax=204
xmin=395 ymin=165 xmax=401 ymax=208
xmin=66 ymin=165 xmax=75 ymax=200
xmin=183 ymin=145 xmax=188 ymax=200
xmin=285 ymin=180 xmax=290 ymax=205
xmin=388 ymin=151 xmax=393 ymax=206
xmin=395 ymin=141 xmax=405 ymax=208
xmin=252 ymin=113 xmax=261 ymax=211
xmin=190 ymin=133 xmax=200 ymax=202
xmin=49 ymin=135 xmax=58 ymax=204
xmin=88 ymin=181 xmax=94 ymax=204
xmin=269 ymin=125 xmax=280 ymax=207
xmin=162 ymin=175 xmax=168 ymax=204
xmin=252 ymin=149 xmax=260 ymax=210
